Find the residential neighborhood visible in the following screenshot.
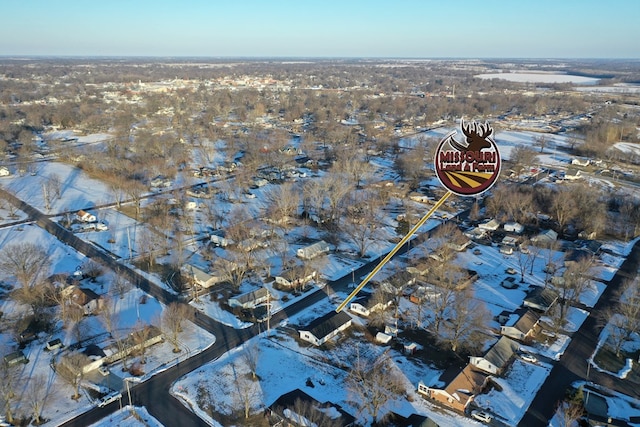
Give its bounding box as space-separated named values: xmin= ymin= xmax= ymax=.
xmin=0 ymin=54 xmax=639 ymax=427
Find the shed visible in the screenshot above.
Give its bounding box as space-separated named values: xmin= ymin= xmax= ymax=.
xmin=3 ymin=350 xmax=28 ymax=366
xmin=375 ymin=332 xmax=392 ymax=344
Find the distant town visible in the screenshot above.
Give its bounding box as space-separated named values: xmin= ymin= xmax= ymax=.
xmin=0 ymin=57 xmax=640 ymax=427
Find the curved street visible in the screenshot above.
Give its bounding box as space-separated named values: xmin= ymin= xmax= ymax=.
xmin=3 ymin=183 xmax=639 ymax=427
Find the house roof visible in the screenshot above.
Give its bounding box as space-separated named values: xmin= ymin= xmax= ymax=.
xmin=513 ymin=310 xmax=541 ymax=333
xmin=231 ymin=288 xmax=270 ymax=304
xmin=524 ymin=286 xmax=559 ymax=309
xmin=270 ymin=388 xmax=355 ymax=427
xmin=299 ymin=311 xmax=352 ymax=341
xmin=444 ymin=364 xmax=488 ymax=405
xmin=483 ymin=336 xmax=519 ymax=369
xmin=183 ymin=264 xmax=213 ymax=283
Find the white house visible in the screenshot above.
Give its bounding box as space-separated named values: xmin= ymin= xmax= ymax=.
xmin=76 ymin=210 xmax=97 ymax=223
xmin=228 ymin=288 xmax=271 ymax=309
xmin=299 ymin=311 xmax=352 ymax=346
xmin=349 ymin=293 xmax=392 ymax=317
xmin=504 ymin=221 xmax=524 ymax=234
xmin=469 ymin=336 xmax=519 ymax=375
xmin=297 ymin=240 xmax=330 ymax=260
xmin=274 ymin=266 xmax=317 ymax=289
xmin=0 ymin=166 xmax=10 ymax=177
xmin=478 ymin=218 xmax=500 ymax=231
xmin=531 ymin=229 xmax=558 ymax=245
xmin=500 ymin=310 xmax=540 ymax=342
xmin=182 ymin=263 xmax=234 ymax=289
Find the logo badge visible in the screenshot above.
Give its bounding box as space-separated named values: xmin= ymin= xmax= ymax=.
xmin=434 ymin=120 xmax=501 ymax=196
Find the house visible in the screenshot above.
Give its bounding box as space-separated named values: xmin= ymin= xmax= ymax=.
xmin=500 ymin=309 xmax=541 ymax=342
xmin=274 ymin=266 xmax=317 ymax=289
xmin=270 ymin=389 xmax=356 ymax=427
xmin=296 ymin=240 xmax=330 ymax=260
xmin=0 ymin=166 xmax=10 ymax=177
xmin=463 ymin=227 xmax=488 ymax=240
xmin=182 ymin=263 xmax=231 ymax=289
xmin=386 ymin=412 xmax=440 ymax=427
xmin=408 ymin=192 xmax=432 ymax=204
xmin=61 ymin=285 xmax=102 ymax=315
xmin=149 ymin=175 xmax=172 ymax=188
xmin=76 ymin=209 xmax=97 ymax=223
xmin=469 ymin=336 xmax=520 ymax=375
xmin=418 ymin=364 xmax=489 ymax=413
xmin=571 ymin=158 xmax=590 ymax=167
xmin=478 ymin=218 xmax=500 ymax=232
xmin=501 ymin=236 xmax=520 ymax=247
xmin=446 ymin=239 xmax=472 ymax=252
xmin=381 ymin=270 xmax=416 ymax=294
xmin=210 ymin=233 xmax=233 ymax=247
xmin=349 ymin=292 xmax=393 ymax=317
xmin=228 ymin=288 xmax=271 ymax=309
xmin=504 ymin=221 xmax=524 ymax=234
xmin=523 ymin=286 xmax=559 ymax=312
xmin=531 ymin=229 xmax=558 ymax=245
xmin=564 ymin=169 xmax=583 ymax=180
xmin=298 ymin=311 xmax=352 ymax=346
xmin=103 ymin=325 xmax=164 ymax=365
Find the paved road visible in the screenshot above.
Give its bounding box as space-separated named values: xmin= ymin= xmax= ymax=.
xmin=519 ymin=238 xmax=640 ymax=427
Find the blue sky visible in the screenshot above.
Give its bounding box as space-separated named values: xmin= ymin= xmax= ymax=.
xmin=1 ymin=0 xmax=638 ymax=58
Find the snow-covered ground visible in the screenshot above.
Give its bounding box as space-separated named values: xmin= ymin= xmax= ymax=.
xmin=0 ymin=124 xmax=638 ymax=426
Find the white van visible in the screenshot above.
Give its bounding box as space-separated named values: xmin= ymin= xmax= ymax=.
xmin=97 ymin=391 xmax=122 ymax=407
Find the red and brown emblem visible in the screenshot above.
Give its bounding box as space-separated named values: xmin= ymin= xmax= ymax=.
xmin=434 ymin=119 xmax=501 ymax=196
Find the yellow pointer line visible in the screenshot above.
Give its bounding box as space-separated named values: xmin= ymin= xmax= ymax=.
xmin=336 ymin=190 xmax=453 ymax=312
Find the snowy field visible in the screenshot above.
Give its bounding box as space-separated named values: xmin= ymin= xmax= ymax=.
xmin=475 ymin=72 xmax=600 ymax=85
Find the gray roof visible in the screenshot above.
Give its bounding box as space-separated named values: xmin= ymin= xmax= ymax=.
xmin=484 ymin=336 xmax=519 ymax=369
xmin=232 ymin=288 xmax=270 ymax=304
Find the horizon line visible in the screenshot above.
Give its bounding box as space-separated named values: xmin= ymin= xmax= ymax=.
xmin=1 ymin=55 xmax=639 ymax=62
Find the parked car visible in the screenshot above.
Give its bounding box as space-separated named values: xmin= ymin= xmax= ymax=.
xmin=45 ymin=338 xmax=64 ymax=351
xmin=521 ymin=353 xmax=538 ymax=363
xmin=97 ymin=391 xmax=122 ymax=407
xmin=471 ymin=410 xmax=492 ymax=423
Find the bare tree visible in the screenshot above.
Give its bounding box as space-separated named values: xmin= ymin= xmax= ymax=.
xmin=99 ymin=295 xmax=118 ymax=338
xmin=57 ymin=352 xmax=90 ymax=400
xmin=556 ymin=255 xmax=594 ymax=322
xmin=241 ymin=341 xmax=260 ymax=380
xmin=131 ymin=323 xmax=152 ymax=364
xmin=510 ymin=145 xmax=539 ymax=178
xmin=66 ymin=304 xmax=86 ymax=343
xmin=232 ymin=364 xmax=260 ymax=419
xmin=0 ymin=242 xmax=50 ymax=289
xmin=341 ymin=189 xmax=384 ymax=257
xmin=440 ymin=289 xmax=489 ymax=353
xmin=0 ymin=357 xmax=19 ymax=424
xmin=28 ymin=374 xmax=48 ymax=425
xmin=346 ymin=350 xmax=403 ymax=424
xmin=162 ymin=302 xmax=193 ymax=353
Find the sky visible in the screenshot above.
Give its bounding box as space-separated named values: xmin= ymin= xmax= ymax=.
xmin=1 ymin=0 xmax=639 ymax=58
